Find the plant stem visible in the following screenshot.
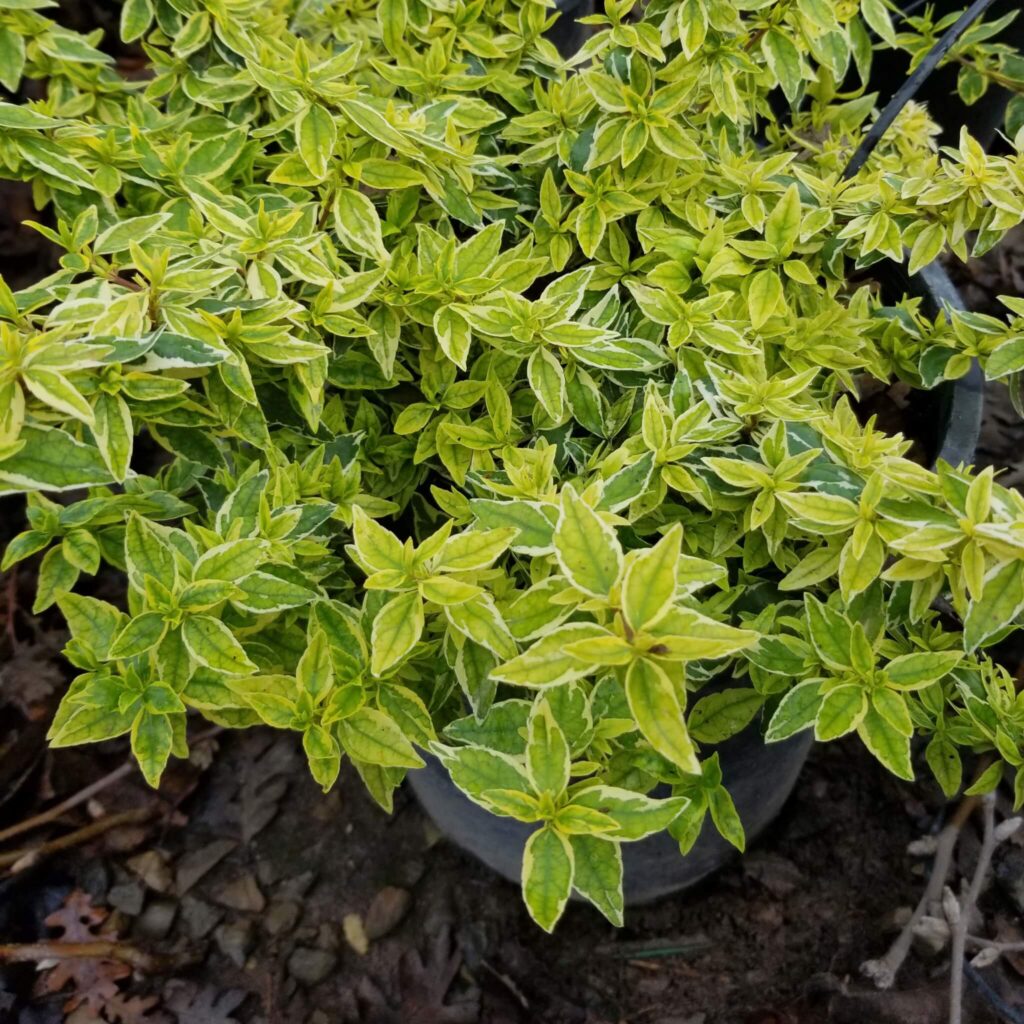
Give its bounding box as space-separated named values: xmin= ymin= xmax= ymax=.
xmin=861 ymin=792 xmax=980 ymax=989
xmin=0 ymin=762 xmax=133 ymax=846
xmin=965 ymin=936 xmax=1024 ymax=953
xmin=0 ymin=725 xmax=222 ymax=847
xmin=0 ymin=807 xmax=155 ymax=872
xmin=949 ymin=793 xmax=996 ymax=1024
xmin=952 ymin=55 xmax=1024 ymax=93
xmin=0 ymin=940 xmax=178 ymax=973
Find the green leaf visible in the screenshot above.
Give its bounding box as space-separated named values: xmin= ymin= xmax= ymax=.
xmin=766 ymin=680 xmax=823 ymax=741
xmin=297 ymin=630 xmax=333 ymax=701
xmin=340 ymin=707 xmax=424 ymax=768
xmin=765 ymin=184 xmax=802 ymax=256
xmin=622 ymin=524 xmax=681 ymax=631
xmin=746 ymin=268 xmax=784 ymax=329
xmin=23 ymin=369 xmax=93 ymax=424
xmin=119 ymin=0 xmax=153 ymax=41
xmin=194 ymin=539 xmax=267 ymax=581
xmin=553 ymin=486 xmax=622 ymax=598
xmin=689 ymin=689 xmax=764 ymax=744
xmin=0 ymin=28 xmax=26 ymax=93
xmin=763 ymin=30 xmax=803 ymax=105
xmin=182 ymin=615 xmax=257 ymax=675
xmin=645 ymin=607 xmax=758 ymax=660
xmin=860 ymin=0 xmax=896 ymax=45
xmin=0 ymin=102 xmax=60 ymax=129
xmin=370 ymin=590 xmax=424 ymax=675
xmin=571 ymin=785 xmax=687 ymax=840
xmin=438 ymin=744 xmax=532 ymax=804
xmin=33 ymin=546 xmax=78 ymax=613
xmin=964 ymin=562 xmax=1024 ymax=650
xmin=297 ymin=103 xmax=337 ymax=180
xmin=57 ymin=593 xmax=123 ymax=659
xmin=803 ymin=596 xmax=853 ymax=671
xmin=925 ymin=734 xmax=962 ymax=798
xmin=857 ymin=705 xmax=913 ymax=780
xmin=92 ymin=392 xmax=133 ymax=482
xmin=109 ymin=612 xmax=168 ymax=659
xmin=351 ymin=506 xmax=405 ymax=571
xmin=377 ymin=0 xmax=406 ymax=51
xmin=570 ymin=835 xmax=624 ymax=926
xmin=526 ymin=700 xmax=570 ymax=796
xmin=94 ymin=212 xmax=170 ymax=255
xmin=884 ymin=650 xmax=962 ymax=689
xmin=378 ymin=685 xmax=436 ymax=745
xmin=527 ymin=348 xmax=566 ymax=421
xmin=965 ymin=760 xmax=1004 ymax=796
xmin=708 ymin=784 xmax=745 ymax=852
xmin=814 ymin=684 xmax=867 ymax=741
xmin=304 ymin=724 xmax=342 ymax=792
xmin=333 ymin=187 xmax=386 ymax=261
xmin=470 ymin=500 xmax=555 ymax=555
xmin=625 ymin=659 xmax=700 ymax=774
xmin=493 ymin=623 xmax=607 ymax=689
xmin=0 ymin=426 xmax=113 ymax=494
xmin=445 ymin=594 xmax=516 ymax=658
xmin=234 ymin=572 xmax=317 ymax=613
xmin=522 ymin=826 xmax=574 ymax=933
xmin=124 ymin=514 xmax=176 ymax=590
xmin=436 ymin=528 xmax=517 ymax=572
xmin=131 ymin=710 xmax=173 ymax=788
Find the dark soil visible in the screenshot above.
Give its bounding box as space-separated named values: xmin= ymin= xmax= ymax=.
xmin=0 ymin=721 xmax=1016 ymax=1024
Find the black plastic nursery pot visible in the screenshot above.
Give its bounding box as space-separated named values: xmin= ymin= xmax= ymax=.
xmin=406 ymin=259 xmax=984 ymax=906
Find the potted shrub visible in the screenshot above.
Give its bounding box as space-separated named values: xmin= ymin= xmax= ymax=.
xmin=2 ymin=0 xmax=1024 ymax=933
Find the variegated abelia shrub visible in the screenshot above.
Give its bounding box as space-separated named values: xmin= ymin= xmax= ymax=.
xmin=4 ymin=0 xmax=1024 ymax=930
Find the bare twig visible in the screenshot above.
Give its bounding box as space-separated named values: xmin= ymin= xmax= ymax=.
xmin=0 ymin=939 xmax=186 ymax=973
xmin=0 ymin=807 xmax=156 ymax=872
xmin=0 ymin=762 xmax=134 ymax=847
xmin=0 ymin=725 xmax=223 ymax=847
xmin=965 ymin=936 xmax=1024 ymax=953
xmin=949 ymin=793 xmax=997 ymax=1024
xmin=862 ymin=793 xmax=980 ymax=989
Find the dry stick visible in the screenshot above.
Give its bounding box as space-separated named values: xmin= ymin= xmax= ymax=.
xmin=949 ymin=793 xmax=997 ymax=1024
xmin=861 ymin=791 xmax=981 ymax=989
xmin=0 ymin=724 xmax=223 ymax=847
xmin=0 ymin=807 xmax=155 ymax=872
xmin=965 ymin=936 xmax=1024 ymax=953
xmin=0 ymin=940 xmax=179 ymax=973
xmin=0 ymin=762 xmax=134 ymax=847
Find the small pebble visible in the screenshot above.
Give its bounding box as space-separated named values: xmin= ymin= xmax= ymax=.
xmin=263 ymin=899 xmax=301 ymax=937
xmin=215 ymin=919 xmax=256 ymax=967
xmin=365 ymin=887 xmax=411 ymax=941
xmin=342 ymin=913 xmax=369 ymax=955
xmin=288 ymin=947 xmax=337 ymax=986
xmin=107 ymin=881 xmax=145 ymax=917
xmin=134 ymin=898 xmax=177 ymax=941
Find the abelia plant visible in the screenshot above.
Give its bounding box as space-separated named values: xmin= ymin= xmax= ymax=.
xmin=4 ymin=0 xmax=1024 ymax=930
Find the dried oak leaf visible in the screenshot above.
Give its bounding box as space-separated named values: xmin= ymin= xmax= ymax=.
xmin=225 ymin=732 xmax=297 ymax=844
xmin=163 ymin=980 xmax=247 ymax=1024
xmin=356 ymin=924 xmax=479 ymax=1024
xmin=38 ymin=891 xmax=130 ymax=1013
xmin=0 ymin=634 xmax=67 ymax=714
xmin=105 ymin=993 xmax=172 ymax=1024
